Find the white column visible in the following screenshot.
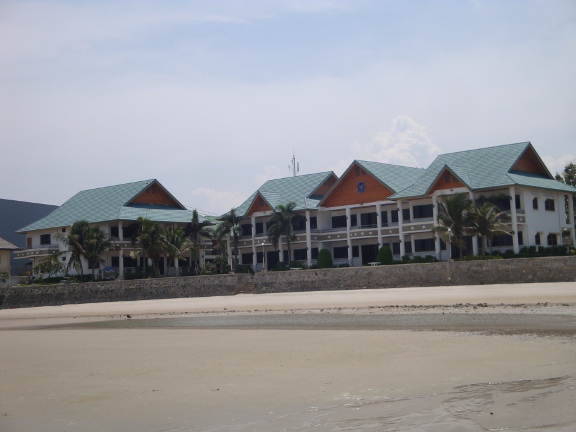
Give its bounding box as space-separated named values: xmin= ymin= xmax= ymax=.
xmin=376 ymin=203 xmax=383 ymax=247
xmin=569 ymin=195 xmax=575 ymax=245
xmin=469 ymin=191 xmax=478 ymax=256
xmin=305 ymin=210 xmax=312 ymax=267
xmin=118 ymin=220 xmax=123 ymax=241
xmin=509 ymin=186 xmax=519 ymax=253
xmin=397 ymin=200 xmax=405 ymax=257
xmin=346 ymin=207 xmax=353 ymax=263
xmin=433 ymin=195 xmax=441 ymax=258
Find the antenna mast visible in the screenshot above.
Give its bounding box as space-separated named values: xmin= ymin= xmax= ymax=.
xmin=289 ymin=151 xmax=300 ymax=177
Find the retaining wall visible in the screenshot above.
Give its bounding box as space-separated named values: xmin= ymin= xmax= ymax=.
xmin=1 ymin=256 xmax=574 ymax=309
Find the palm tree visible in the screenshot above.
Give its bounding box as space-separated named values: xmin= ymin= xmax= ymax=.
xmin=58 ymin=220 xmax=91 ymax=282
xmin=83 ymin=225 xmax=113 ymax=281
xmin=164 ymin=225 xmax=194 ymax=275
xmin=185 ymin=209 xmax=212 ymax=271
xmin=432 ymin=193 xmax=475 ymax=258
xmin=221 ymin=208 xmax=242 ymax=270
xmin=131 ymin=217 xmax=166 ymax=277
xmin=211 ymin=222 xmax=228 ymax=259
xmin=267 ymin=202 xmax=305 ymax=265
xmin=469 ymin=202 xmax=511 ymax=257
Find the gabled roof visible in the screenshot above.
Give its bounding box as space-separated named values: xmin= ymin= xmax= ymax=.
xmin=392 ymin=142 xmax=576 ymax=199
xmin=0 ymin=237 xmax=19 ymax=250
xmin=233 ymin=171 xmax=337 ymax=217
xmin=17 ymin=179 xmax=202 ymax=233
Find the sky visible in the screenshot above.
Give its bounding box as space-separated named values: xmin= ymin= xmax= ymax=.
xmin=1 ymin=0 xmax=575 ymax=216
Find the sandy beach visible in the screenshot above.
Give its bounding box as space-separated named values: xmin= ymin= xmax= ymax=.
xmin=1 ymin=282 xmax=576 ymax=431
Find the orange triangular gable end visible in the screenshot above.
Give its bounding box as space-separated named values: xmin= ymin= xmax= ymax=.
xmin=311 ymin=174 xmax=338 ymax=197
xmin=428 ymin=168 xmax=466 ymax=194
xmin=511 ymin=146 xmax=550 ymax=177
xmin=321 ymin=163 xmax=394 ymax=207
xmin=245 ymin=193 xmax=273 ymax=217
xmin=130 ymin=182 xmax=182 ymax=207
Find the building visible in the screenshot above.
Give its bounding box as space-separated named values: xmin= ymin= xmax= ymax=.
xmin=0 ymin=198 xmax=57 ymax=275
xmin=0 ymin=237 xmax=19 ymax=278
xmin=232 ymin=142 xmax=576 ymax=268
xmin=14 ymin=179 xmax=213 ymax=278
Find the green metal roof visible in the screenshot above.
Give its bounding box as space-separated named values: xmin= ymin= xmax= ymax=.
xmin=17 ymin=179 xmax=204 ymax=233
xmin=356 ymin=160 xmax=425 ymax=193
xmin=391 ymin=142 xmax=576 ymax=199
xmin=233 ymin=171 xmax=336 ymax=217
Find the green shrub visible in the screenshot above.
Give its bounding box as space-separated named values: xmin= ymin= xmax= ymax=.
xmin=504 ymin=249 xmax=515 ymax=257
xmin=401 ymin=255 xmax=411 ymax=263
xmin=316 ymin=249 xmax=333 ymax=269
xmin=272 ymin=262 xmax=289 ymax=271
xmin=377 ymin=246 xmax=393 ymax=265
xmin=528 ymin=245 xmax=537 ymax=254
xmin=519 ymin=246 xmax=529 ymax=255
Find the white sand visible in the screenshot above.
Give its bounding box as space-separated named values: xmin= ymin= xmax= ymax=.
xmin=1 ymin=282 xmax=576 ymax=431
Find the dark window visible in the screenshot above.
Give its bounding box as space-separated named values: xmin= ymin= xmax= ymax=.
xmin=402 ymin=209 xmax=411 ymax=221
xmin=333 ymin=246 xmax=348 ymax=259
xmin=293 ymin=249 xmax=307 ymax=260
xmin=110 ymin=226 xmax=119 ymax=238
xmin=255 ymin=222 xmax=263 ymax=235
xmin=242 ymin=253 xmax=252 ymax=265
xmin=533 ymin=197 xmax=538 ymax=210
xmin=404 ymin=241 xmax=412 ymax=254
xmin=332 ymin=215 xmax=347 ymax=229
xmin=535 ymin=233 xmax=541 ymax=246
xmin=292 ymin=217 xmax=305 ymax=231
xmin=547 ymin=233 xmax=558 ymax=246
xmin=62 ymin=256 xmax=66 ymax=262
xmin=283 ymin=251 xmax=289 ymax=262
xmin=351 ymin=214 xmax=357 ymax=227
xmin=61 ymin=228 xmax=66 ymax=233
xmin=515 ymin=195 xmax=521 ymax=210
xmin=415 ymin=238 xmax=436 ymax=252
xmin=493 ymin=234 xmax=513 ymax=247
xmin=391 ymin=210 xmax=399 ymax=223
xmin=256 ymin=252 xmax=263 ymax=263
xmin=413 ymin=204 xmax=433 ymax=219
xmin=122 ymin=223 xmax=138 ymax=239
xmin=518 ymin=231 xmax=524 ymax=246
xmin=352 ymin=245 xmax=359 ymax=257
xmin=123 ymin=256 xmax=138 ymax=267
xmin=545 ymin=199 xmax=555 ymax=211
xmin=360 ymin=212 xmax=377 ymax=227
xmin=381 ymin=211 xmax=388 ymax=226
xmin=392 ymin=242 xmax=400 ymax=255
xmin=310 ymin=217 xmax=317 ymax=230
xmin=311 ymin=248 xmax=318 ymax=259
xmin=241 ymin=224 xmax=252 ymax=236
xmin=40 ymin=234 xmax=51 ymax=245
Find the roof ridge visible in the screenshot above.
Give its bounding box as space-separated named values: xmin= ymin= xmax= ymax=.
xmin=438 ymin=142 xmax=530 ymax=158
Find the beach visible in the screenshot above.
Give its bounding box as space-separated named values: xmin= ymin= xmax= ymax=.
xmin=1 ymin=282 xmax=576 ymax=431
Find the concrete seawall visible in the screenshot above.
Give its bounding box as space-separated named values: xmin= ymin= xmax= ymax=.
xmin=1 ymin=256 xmax=575 ymax=309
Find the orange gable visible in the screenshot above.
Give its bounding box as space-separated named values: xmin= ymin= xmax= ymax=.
xmin=130 ymin=182 xmax=181 ymax=207
xmin=428 ymin=169 xmax=466 ymax=194
xmin=311 ymin=174 xmax=337 ymax=197
xmin=245 ymin=194 xmax=273 ymax=217
xmin=321 ymin=163 xmax=393 ymax=207
xmin=512 ymin=146 xmax=550 ymax=177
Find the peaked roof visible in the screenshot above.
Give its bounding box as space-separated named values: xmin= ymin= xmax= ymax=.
xmin=392 ymin=142 xmax=576 ymax=199
xmin=17 ymin=179 xmax=202 ymax=233
xmin=233 ymin=171 xmax=337 ymax=217
xmin=0 ymin=237 xmax=19 ymax=250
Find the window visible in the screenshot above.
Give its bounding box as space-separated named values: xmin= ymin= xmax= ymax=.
xmin=291 ymin=217 xmax=305 ymax=231
xmin=352 ymin=245 xmax=359 ymax=257
xmin=255 ymin=222 xmax=263 ymax=235
xmin=293 ymin=249 xmax=307 ymax=260
xmin=360 ymin=212 xmax=377 ymax=227
xmin=256 ymin=252 xmax=263 ymax=264
xmin=413 ymin=204 xmax=433 ymax=219
xmin=535 ymin=233 xmax=541 ymax=246
xmin=62 ymin=256 xmax=66 ymax=262
xmin=492 ymin=234 xmax=513 ymax=247
xmin=310 ymin=217 xmax=317 ymax=230
xmin=110 ymin=226 xmax=119 ymax=238
xmin=332 ymin=215 xmax=347 ymax=229
xmin=392 ymin=242 xmax=400 ymax=255
xmin=545 ymin=198 xmax=555 ymax=211
xmin=515 ymin=195 xmax=521 ymax=210
xmin=40 ymin=234 xmax=51 ymax=245
xmin=241 ymin=224 xmax=252 ymax=236
xmin=404 ymin=241 xmax=412 ymax=254
xmin=533 ymin=197 xmax=538 ymax=210
xmin=391 ymin=210 xmax=399 ymax=223
xmin=415 ymin=238 xmax=436 ymax=252
xmin=333 ymin=246 xmax=348 ymax=259
xmin=402 ymin=209 xmax=411 ymax=221
xmin=311 ymin=248 xmax=318 ymax=259
xmin=381 ymin=211 xmax=388 ymax=226
xmin=242 ymin=253 xmax=252 ymax=265
xmin=547 ymin=233 xmax=558 ymax=246
xmin=518 ymin=231 xmax=524 ymax=246
xmin=61 ymin=228 xmax=66 ymax=233
xmin=351 ymin=214 xmax=357 ymax=227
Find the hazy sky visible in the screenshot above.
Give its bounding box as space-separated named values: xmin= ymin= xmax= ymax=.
xmin=1 ymin=0 xmax=575 ymax=215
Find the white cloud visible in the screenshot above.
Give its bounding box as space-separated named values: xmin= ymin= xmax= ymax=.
xmin=347 ymin=116 xmax=441 ymax=169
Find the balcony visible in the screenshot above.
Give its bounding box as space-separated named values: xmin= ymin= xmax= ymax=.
xmin=14 ymin=244 xmax=59 ymax=259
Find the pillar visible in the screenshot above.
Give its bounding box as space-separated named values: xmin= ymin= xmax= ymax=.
xmin=346 ymin=207 xmax=353 ymax=263
xmin=509 ymin=186 xmax=519 ymax=253
xmin=376 ymin=203 xmax=383 ymax=247
xmin=397 ymin=200 xmax=405 ymax=257
xmin=433 ymin=195 xmax=441 ymax=258
xmin=305 ymin=210 xmax=312 ymax=267
xmin=469 ymin=191 xmax=478 ymax=256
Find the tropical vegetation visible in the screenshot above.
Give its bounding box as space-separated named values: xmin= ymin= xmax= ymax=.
xmin=267 ymin=201 xmax=305 ymax=266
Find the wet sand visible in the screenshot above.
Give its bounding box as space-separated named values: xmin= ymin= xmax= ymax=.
xmin=1 ymin=282 xmax=576 ymax=431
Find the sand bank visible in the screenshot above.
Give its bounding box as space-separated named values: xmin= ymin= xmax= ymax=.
xmin=1 ymin=282 xmax=575 ymax=431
